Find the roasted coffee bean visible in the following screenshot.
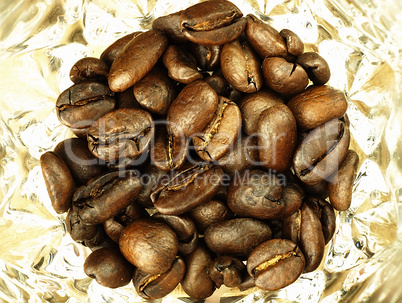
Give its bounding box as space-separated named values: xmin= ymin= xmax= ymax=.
xmin=328 ymin=150 xmax=359 ymax=211
xmin=188 ymin=199 xmax=233 ymax=234
xmin=151 ymin=163 xmax=224 ymax=215
xmin=262 ymin=57 xmax=309 ymax=96
xmin=296 ymin=52 xmax=331 ymax=85
xmin=53 ymin=138 xmax=105 ymax=185
xmin=257 ymin=103 xmax=297 ymax=172
xmin=204 ymin=73 xmax=243 ymax=102
xmin=119 ymin=218 xmax=179 ymax=275
xmin=208 ymin=256 xmax=245 ymax=287
xmin=56 ymin=81 xmax=115 ymax=129
xmin=227 ymin=169 xmax=284 ymax=219
xmin=180 ymin=0 xmax=246 ymax=45
xmin=221 ymin=39 xmax=263 ymax=93
xmin=40 ymin=151 xmax=75 ymax=214
xmin=133 ymin=67 xmax=176 ymax=115
xmin=100 ymin=32 xmax=142 ymax=66
xmin=69 ymin=57 xmax=109 ymax=84
xmin=153 ymin=213 xmax=198 ymax=256
xmin=84 ymin=224 xmax=114 ymax=251
xmin=115 ymin=87 xmax=141 ymax=109
xmin=238 ymin=89 xmax=284 ymax=135
xmin=245 ymin=14 xmax=287 ymax=58
xmin=247 ymin=239 xmax=305 ymax=291
xmin=193 ymin=96 xmax=242 ymax=161
xmin=66 ymin=205 xmax=98 ymax=243
xmin=204 ymin=218 xmax=272 ymax=257
xmin=167 ymin=80 xmax=218 ymax=139
xmin=84 ymin=247 xmax=134 ymax=288
xmin=304 ymin=196 xmax=336 ymax=244
xmin=276 ymin=183 xmax=304 ymax=218
xmin=72 ymin=170 xmax=141 ymax=225
xmin=237 ymin=273 xmax=255 ymax=291
xmin=136 ymin=165 xmax=166 ymax=208
xmin=87 ymin=108 xmax=154 ymax=162
xmin=279 ymin=29 xmax=304 ymax=57
xmin=108 ymin=30 xmax=168 ymax=92
xmin=287 ymin=85 xmax=348 ymax=130
xmin=162 ymin=45 xmax=203 ymax=84
xmin=282 ymin=203 xmax=325 ymax=272
xmin=293 ymin=119 xmax=350 ymax=185
xmin=190 ymin=44 xmax=222 ymax=71
xmin=181 ymin=241 xmax=216 ymax=300
xmin=152 ymin=11 xmax=188 ymax=44
xmin=133 ymin=257 xmax=186 ymax=300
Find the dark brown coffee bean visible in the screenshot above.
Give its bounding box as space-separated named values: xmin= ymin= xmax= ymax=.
xmin=72 ymin=170 xmax=141 ymax=225
xmin=304 ymin=196 xmax=336 ymax=244
xmin=204 ymin=73 xmax=243 ymax=102
xmin=84 ymin=247 xmax=134 ymax=288
xmin=84 ymin=225 xmax=115 ymax=251
xmin=287 ymin=85 xmax=348 ymax=130
xmin=282 ymin=203 xmax=325 ymax=272
xmin=162 ymin=45 xmax=203 ymax=84
xmin=328 ymin=149 xmax=359 ymax=211
xmin=227 ymin=170 xmax=284 ymax=219
xmin=152 ymin=11 xmax=188 ymax=44
xmin=303 ymin=180 xmax=329 ymax=199
xmin=100 ymin=32 xmax=142 ymax=66
xmin=238 ymin=89 xmax=284 ymax=135
xmin=190 ymin=44 xmax=222 ymax=71
xmin=69 ymin=57 xmax=109 ymax=84
xmin=257 ymin=103 xmax=297 ymax=172
xmin=208 ymin=256 xmax=245 ymax=288
xmin=247 ymin=239 xmax=305 ymax=291
xmin=279 ymin=29 xmax=304 ymax=57
xmin=262 ymin=57 xmax=309 ymax=96
xmin=181 ymin=241 xmax=215 ymax=300
xmin=133 ymin=257 xmax=186 ymax=300
xmin=115 ymin=87 xmax=141 ymax=109
xmin=53 ymin=138 xmax=105 ymax=185
xmin=133 ymin=67 xmax=176 ymax=115
xmin=221 ymin=39 xmax=263 ymax=93
xmin=237 ymin=273 xmax=255 ymax=291
xmin=136 ymin=165 xmax=166 ymax=208
xmin=293 ymin=119 xmax=350 ymax=185
xmin=245 ymin=14 xmax=287 ymax=58
xmin=180 ymin=0 xmax=246 ymax=45
xmin=56 ymin=81 xmax=115 ymax=129
xmin=66 ymin=205 xmax=98 ymax=243
xmin=167 ymin=80 xmax=218 ymax=139
xmin=296 ymin=52 xmax=331 ymax=85
xmin=40 ymin=151 xmax=75 ymax=214
xmin=108 ymin=30 xmax=168 ymax=92
xmin=87 ymin=108 xmax=154 ymax=162
xmin=151 ymin=163 xmax=224 ymax=215
xmin=193 ymin=96 xmax=242 ymax=161
xmin=153 ymin=213 xmax=198 ymax=256
xmin=276 ymin=183 xmax=304 ymax=218
xmin=204 ymin=218 xmax=272 ymax=257
xmin=119 ymin=218 xmax=179 ymax=275
xmin=188 ymin=199 xmax=233 ymax=234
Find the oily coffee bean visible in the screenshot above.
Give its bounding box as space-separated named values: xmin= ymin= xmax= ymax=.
xmin=72 ymin=170 xmax=141 ymax=225
xmin=328 ymin=149 xmax=360 ymax=211
xmin=293 ymin=119 xmax=350 ymax=185
xmin=100 ymin=32 xmax=142 ymax=66
xmin=257 ymin=103 xmax=297 ymax=172
xmin=56 ymin=81 xmax=115 ymax=129
xmin=133 ymin=257 xmax=186 ymax=300
xmin=247 ymin=238 xmax=305 ymax=291
xmin=282 ymin=203 xmax=325 ymax=272
xmin=119 ymin=218 xmax=179 ymax=275
xmin=279 ymin=29 xmax=304 ymax=57
xmin=87 ymin=108 xmax=154 ymax=162
xmin=180 ymin=0 xmax=246 ymax=45
xmin=296 ymin=52 xmax=331 ymax=85
xmin=40 ymin=151 xmax=75 ymax=214
xmin=208 ymin=256 xmax=245 ymax=288
xmin=193 ymin=96 xmax=242 ymax=161
xmin=190 ymin=43 xmax=222 ymax=71
xmin=220 ymin=39 xmax=263 ymax=93
xmin=204 ymin=218 xmax=272 ymax=257
xmin=150 ymin=163 xmax=224 ymax=215
xmin=84 ymin=247 xmax=134 ymax=288
xmin=262 ymin=57 xmax=309 ymax=96
xmin=69 ymin=57 xmax=109 ymax=84
xmin=287 ymin=85 xmax=348 ymax=130
xmin=227 ymin=169 xmax=284 ymax=219
xmin=108 ymin=30 xmax=168 ymax=92
xmin=152 ymin=11 xmax=188 ymax=44
xmin=162 ymin=45 xmax=203 ymax=84
xmin=181 ymin=241 xmax=216 ymax=300
xmin=238 ymin=89 xmax=284 ymax=135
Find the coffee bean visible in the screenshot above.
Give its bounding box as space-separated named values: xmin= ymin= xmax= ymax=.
xmin=69 ymin=57 xmax=109 ymax=84
xmin=152 ymin=11 xmax=187 ymax=44
xmin=208 ymin=256 xmax=245 ymax=288
xmin=279 ymin=29 xmax=304 ymax=57
xmin=296 ymin=52 xmax=331 ymax=85
xmin=66 ymin=205 xmax=98 ymax=243
xmin=100 ymin=32 xmax=142 ymax=66
xmin=276 ymin=183 xmax=304 ymax=218
xmin=204 ymin=73 xmax=243 ymax=102
xmin=190 ymin=43 xmax=222 ymax=71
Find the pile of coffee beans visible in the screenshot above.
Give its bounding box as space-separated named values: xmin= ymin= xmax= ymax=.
xmin=40 ymin=0 xmax=360 ymax=300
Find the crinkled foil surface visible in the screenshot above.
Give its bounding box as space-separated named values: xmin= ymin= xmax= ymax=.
xmin=0 ymin=0 xmax=401 ymax=302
